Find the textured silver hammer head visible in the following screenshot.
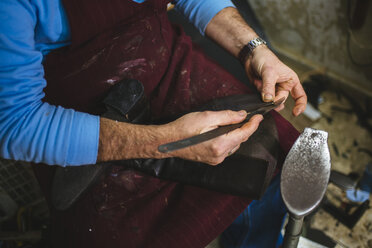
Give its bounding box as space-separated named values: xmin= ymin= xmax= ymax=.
xmin=281 ymin=128 xmax=331 ymax=217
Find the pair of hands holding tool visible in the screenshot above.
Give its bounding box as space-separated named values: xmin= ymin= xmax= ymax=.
xmin=161 ymin=7 xmax=307 ymax=165
xmin=98 ymin=45 xmax=307 ymax=165
xmin=97 ymin=7 xmax=307 ymax=165
xmin=163 ymin=46 xmax=307 ymax=165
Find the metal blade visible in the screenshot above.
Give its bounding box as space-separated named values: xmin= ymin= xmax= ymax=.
xmin=158 ymin=97 xmax=285 ymax=153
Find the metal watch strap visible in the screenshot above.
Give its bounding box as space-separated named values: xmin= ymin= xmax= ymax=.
xmin=238 ymin=37 xmax=267 ymax=65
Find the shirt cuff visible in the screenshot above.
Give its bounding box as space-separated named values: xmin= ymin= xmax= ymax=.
xmin=174 ymin=0 xmax=236 ymax=35
xmin=65 ymin=112 xmax=100 ymax=166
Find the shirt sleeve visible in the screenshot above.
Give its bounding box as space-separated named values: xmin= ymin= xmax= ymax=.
xmin=173 ymin=0 xmax=236 ymax=35
xmin=0 ymin=1 xmax=99 ymax=166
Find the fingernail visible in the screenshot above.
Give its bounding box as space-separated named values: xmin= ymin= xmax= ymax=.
xmin=294 ymin=108 xmax=301 ymax=116
xmin=238 ymin=110 xmax=247 ymax=116
xmin=252 ymin=114 xmax=263 ymax=122
xmin=263 ymin=93 xmax=273 ymax=101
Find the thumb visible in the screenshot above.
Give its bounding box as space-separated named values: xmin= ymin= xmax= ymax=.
xmin=212 ymin=110 xmax=247 ymax=126
xmin=261 ymin=67 xmax=277 ymax=102
xmin=198 ymin=110 xmax=247 ymax=134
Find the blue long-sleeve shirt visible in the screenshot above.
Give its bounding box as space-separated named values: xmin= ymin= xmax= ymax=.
xmin=0 ymin=0 xmax=235 ymax=166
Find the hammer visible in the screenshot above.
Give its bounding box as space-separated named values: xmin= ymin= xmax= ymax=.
xmin=281 ymin=128 xmax=331 ymax=248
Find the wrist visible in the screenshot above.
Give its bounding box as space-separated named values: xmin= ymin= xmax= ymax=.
xmin=127 ymin=123 xmax=174 ymax=160
xmin=98 ymin=118 xmax=173 ymax=161
xmin=238 ymin=37 xmax=267 ymax=66
xmin=243 ymin=44 xmax=272 ymax=72
xmin=149 ymin=124 xmax=177 ymax=159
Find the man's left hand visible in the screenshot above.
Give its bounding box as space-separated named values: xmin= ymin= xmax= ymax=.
xmin=245 ymin=46 xmax=307 ymax=116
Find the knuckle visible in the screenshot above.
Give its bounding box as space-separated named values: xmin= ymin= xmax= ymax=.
xmin=208 ymin=160 xmax=219 ymax=166
xmin=241 ymin=129 xmax=254 ymax=140
xmin=217 ymin=157 xmax=226 ymax=164
xmin=192 ymin=111 xmax=202 ymax=117
xmin=211 ymin=157 xmax=224 ymax=165
xmin=262 ymin=83 xmax=275 ymax=92
xmin=264 ymin=65 xmax=274 ymax=73
xmin=242 ymin=136 xmax=249 ymax=143
xmin=251 ymin=123 xmax=260 ymax=132
xmin=210 ymin=144 xmax=224 ymax=157
xmin=225 ymin=110 xmax=236 ymax=119
xmin=202 ymin=111 xmax=214 ymax=120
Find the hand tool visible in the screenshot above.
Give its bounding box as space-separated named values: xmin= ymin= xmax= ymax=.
xmin=158 ymin=97 xmax=285 ymax=153
xmin=281 ymin=128 xmax=331 ymax=248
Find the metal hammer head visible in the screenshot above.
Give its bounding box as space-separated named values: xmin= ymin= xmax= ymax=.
xmin=281 ymin=128 xmax=331 ymax=217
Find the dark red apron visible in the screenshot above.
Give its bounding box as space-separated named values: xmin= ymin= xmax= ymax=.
xmin=34 ymin=0 xmax=300 ymax=247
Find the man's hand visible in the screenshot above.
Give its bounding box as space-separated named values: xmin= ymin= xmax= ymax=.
xmin=205 ymin=7 xmax=307 ymax=116
xmin=97 ymin=111 xmax=263 ymax=165
xmin=245 ymin=46 xmax=307 ymax=116
xmin=165 ymin=111 xmax=263 ymax=165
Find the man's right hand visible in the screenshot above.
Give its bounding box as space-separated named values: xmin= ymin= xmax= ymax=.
xmin=97 ymin=110 xmax=263 ymax=166
xmin=164 ymin=111 xmax=263 ymax=165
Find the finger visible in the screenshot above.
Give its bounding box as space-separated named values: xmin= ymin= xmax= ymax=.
xmin=208 ymin=110 xmax=247 ymax=127
xmin=197 ymin=114 xmax=262 ymax=165
xmin=274 ymin=89 xmax=289 ymax=112
xmin=227 ymin=144 xmax=240 ymax=156
xmin=290 ymin=78 xmax=307 ymax=116
xmin=198 ymin=110 xmax=247 ymax=134
xmin=261 ymin=67 xmax=278 ymax=102
xmin=209 ymin=114 xmax=262 ymax=160
xmin=235 ymin=114 xmax=263 ymax=142
xmin=274 ymin=103 xmax=285 ymax=112
xmin=253 ymin=78 xmax=263 ymax=92
xmin=275 ymin=88 xmax=289 ymax=102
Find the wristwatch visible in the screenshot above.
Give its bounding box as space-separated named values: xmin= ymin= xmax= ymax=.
xmin=238 ymin=37 xmax=267 ymax=65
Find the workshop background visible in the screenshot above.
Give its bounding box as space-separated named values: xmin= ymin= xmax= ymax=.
xmin=1 ymin=0 xmax=372 ymax=247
